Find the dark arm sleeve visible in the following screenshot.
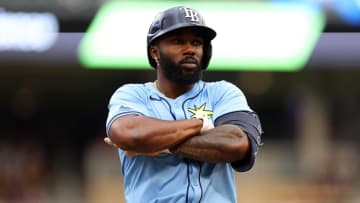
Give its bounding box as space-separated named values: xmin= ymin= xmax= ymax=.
xmin=214 ymin=111 xmax=263 ymax=172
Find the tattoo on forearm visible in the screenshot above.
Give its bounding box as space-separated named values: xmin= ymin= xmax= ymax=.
xmin=170 ymin=124 xmax=247 ymax=163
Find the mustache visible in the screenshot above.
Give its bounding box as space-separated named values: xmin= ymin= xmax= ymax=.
xmin=179 ymin=56 xmax=199 ymax=65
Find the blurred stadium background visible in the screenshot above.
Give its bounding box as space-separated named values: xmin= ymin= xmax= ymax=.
xmin=1 ymin=0 xmax=360 ymax=202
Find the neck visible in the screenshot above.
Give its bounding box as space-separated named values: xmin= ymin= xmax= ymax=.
xmin=155 ymin=79 xmax=195 ymax=99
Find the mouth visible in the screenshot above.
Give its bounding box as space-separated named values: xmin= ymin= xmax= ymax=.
xmin=181 ymin=63 xmax=197 ymax=69
xmin=180 ymin=57 xmax=198 ymax=69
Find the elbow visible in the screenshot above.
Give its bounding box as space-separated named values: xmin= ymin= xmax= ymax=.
xmin=228 ymin=135 xmax=251 ymax=161
xmin=109 ymin=122 xmax=140 ymax=151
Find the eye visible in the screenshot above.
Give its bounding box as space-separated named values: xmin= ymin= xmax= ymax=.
xmin=192 ymin=39 xmax=203 ymax=46
xmin=171 ymin=38 xmax=184 ymax=44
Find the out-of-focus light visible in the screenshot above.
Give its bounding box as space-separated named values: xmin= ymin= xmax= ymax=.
xmin=270 ymin=0 xmax=323 ymax=8
xmin=333 ymin=0 xmax=360 ymax=26
xmin=79 ymin=1 xmax=325 ymax=71
xmin=0 ymin=8 xmax=59 ymax=52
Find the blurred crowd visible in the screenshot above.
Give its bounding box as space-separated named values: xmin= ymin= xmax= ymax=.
xmin=0 ymin=137 xmax=49 ymax=203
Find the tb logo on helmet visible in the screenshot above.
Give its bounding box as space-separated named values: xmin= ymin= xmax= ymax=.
xmin=180 ymin=7 xmax=200 ymax=22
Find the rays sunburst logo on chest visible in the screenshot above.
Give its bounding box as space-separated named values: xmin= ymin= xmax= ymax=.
xmin=188 ymin=103 xmax=214 ymax=120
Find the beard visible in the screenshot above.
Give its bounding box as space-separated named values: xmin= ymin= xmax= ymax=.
xmin=159 ymin=51 xmax=203 ymax=85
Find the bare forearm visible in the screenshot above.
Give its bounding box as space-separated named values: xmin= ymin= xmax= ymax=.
xmin=109 ymin=116 xmax=203 ymax=153
xmin=169 ymin=124 xmax=250 ymax=163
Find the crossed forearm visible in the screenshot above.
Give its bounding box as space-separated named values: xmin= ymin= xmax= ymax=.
xmin=169 ymin=124 xmax=250 ymax=163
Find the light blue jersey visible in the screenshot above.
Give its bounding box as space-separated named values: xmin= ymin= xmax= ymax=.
xmin=106 ymin=80 xmax=255 ymax=203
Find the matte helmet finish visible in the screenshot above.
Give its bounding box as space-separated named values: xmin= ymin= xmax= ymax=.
xmin=147 ymin=6 xmax=217 ymax=69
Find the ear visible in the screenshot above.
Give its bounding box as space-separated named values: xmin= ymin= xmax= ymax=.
xmin=150 ymin=45 xmax=159 ymax=61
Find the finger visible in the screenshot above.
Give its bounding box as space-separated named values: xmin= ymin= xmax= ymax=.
xmin=104 ymin=137 xmax=112 ymax=145
xmin=126 ymin=151 xmax=159 ymax=156
xmin=126 ymin=152 xmax=158 ymax=157
xmin=125 ymin=150 xmax=170 ymax=157
xmin=104 ymin=137 xmax=119 ymax=148
xmin=126 ymin=151 xmax=138 ymax=156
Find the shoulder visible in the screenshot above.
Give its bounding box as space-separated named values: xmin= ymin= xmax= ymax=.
xmin=204 ymin=80 xmax=243 ymax=93
xmin=114 ymin=82 xmax=153 ymax=94
xmin=110 ymin=82 xmax=152 ymax=101
xmin=204 ymin=80 xmax=235 ymax=87
xmin=115 ymin=83 xmax=148 ymax=92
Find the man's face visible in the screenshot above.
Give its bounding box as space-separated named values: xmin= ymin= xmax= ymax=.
xmin=157 ymin=28 xmax=204 ymax=85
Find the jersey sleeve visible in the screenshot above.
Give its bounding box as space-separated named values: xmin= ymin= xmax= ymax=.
xmin=211 ymin=81 xmax=252 ymax=120
xmin=105 ymin=84 xmax=149 ymax=136
xmin=211 ymin=81 xmax=262 ymax=172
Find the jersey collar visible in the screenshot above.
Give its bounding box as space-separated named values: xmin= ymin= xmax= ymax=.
xmin=147 ymin=80 xmax=204 ymax=102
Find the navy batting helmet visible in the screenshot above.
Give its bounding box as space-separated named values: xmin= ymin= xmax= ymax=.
xmin=147 ymin=6 xmax=216 ymax=69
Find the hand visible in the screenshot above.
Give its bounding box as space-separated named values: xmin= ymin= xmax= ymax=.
xmin=104 ymin=137 xmax=171 ymax=157
xmin=200 ymin=117 xmax=214 ymax=133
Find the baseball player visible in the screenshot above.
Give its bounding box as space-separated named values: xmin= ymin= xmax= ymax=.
xmin=105 ymin=6 xmax=263 ymax=203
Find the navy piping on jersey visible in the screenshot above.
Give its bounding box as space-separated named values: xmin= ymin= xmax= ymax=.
xmin=185 ymin=159 xmax=190 ymax=203
xmin=181 ymin=82 xmax=205 ymax=203
xmin=150 ymin=95 xmax=191 ymax=202
xmin=149 ymin=96 xmax=176 ymax=120
xmin=149 ymin=82 xmax=206 ymax=203
xmin=198 ymin=162 xmax=203 ymax=203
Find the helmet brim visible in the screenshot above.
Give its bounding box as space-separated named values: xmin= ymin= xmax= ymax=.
xmin=149 ymin=24 xmax=216 ymax=45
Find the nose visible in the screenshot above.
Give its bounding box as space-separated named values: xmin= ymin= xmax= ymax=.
xmin=183 ymin=41 xmax=196 ymax=56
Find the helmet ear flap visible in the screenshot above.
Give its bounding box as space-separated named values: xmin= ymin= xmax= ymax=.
xmin=202 ymin=42 xmax=212 ymax=70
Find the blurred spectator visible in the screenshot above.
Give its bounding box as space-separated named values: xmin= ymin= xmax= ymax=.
xmin=0 ymin=136 xmax=49 ymax=203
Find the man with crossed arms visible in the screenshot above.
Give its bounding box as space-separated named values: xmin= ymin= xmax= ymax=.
xmin=105 ymin=6 xmax=263 ymax=203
